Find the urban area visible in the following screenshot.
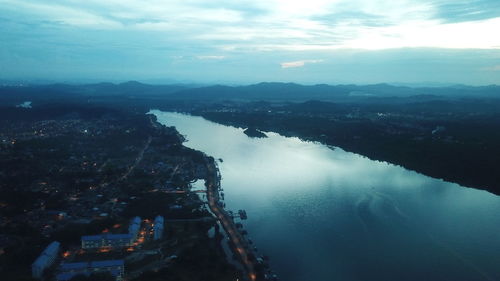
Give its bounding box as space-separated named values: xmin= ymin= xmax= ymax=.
xmin=0 ymin=106 xmax=274 ymax=281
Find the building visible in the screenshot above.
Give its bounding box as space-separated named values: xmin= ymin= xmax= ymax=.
xmin=81 ymin=216 xmax=142 ymax=250
xmin=32 ymin=241 xmax=60 ymax=279
xmin=153 ymin=215 xmax=164 ymax=240
xmin=81 ymin=234 xmax=132 ymax=249
xmin=128 ymin=216 xmax=141 ymax=240
xmin=56 ymin=260 xmax=124 ymax=281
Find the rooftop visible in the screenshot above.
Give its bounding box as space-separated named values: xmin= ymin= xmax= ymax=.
xmin=56 ymin=268 xmax=123 ymax=281
xmin=82 ymin=234 xmax=132 ymax=241
xmin=91 ymin=260 xmax=124 ymax=268
xmin=60 ymin=260 xmax=124 ymax=271
xmin=32 ymin=241 xmax=60 ymax=267
xmin=154 ymin=215 xmax=164 ymax=224
xmin=60 ymin=262 xmax=88 ymax=271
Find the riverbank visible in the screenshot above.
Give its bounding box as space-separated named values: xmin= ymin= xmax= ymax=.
xmin=203 ymin=156 xmax=270 ymax=281
xmin=193 ymin=100 xmax=500 ymax=196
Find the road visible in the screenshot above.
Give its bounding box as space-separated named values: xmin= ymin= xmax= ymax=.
xmin=205 ymin=159 xmax=258 ymax=281
xmin=119 ymin=135 xmax=152 ymax=181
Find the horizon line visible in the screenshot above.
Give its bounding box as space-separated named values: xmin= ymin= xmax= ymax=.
xmin=1 ymin=79 xmax=498 ymax=89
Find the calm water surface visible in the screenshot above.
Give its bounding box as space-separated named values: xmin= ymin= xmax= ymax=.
xmin=152 ymin=110 xmax=500 ymax=281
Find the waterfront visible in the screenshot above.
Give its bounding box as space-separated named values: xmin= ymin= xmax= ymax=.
xmin=152 ymin=110 xmax=500 ymax=281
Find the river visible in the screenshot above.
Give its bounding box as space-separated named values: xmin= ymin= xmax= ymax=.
xmin=151 ymin=110 xmax=500 ymax=281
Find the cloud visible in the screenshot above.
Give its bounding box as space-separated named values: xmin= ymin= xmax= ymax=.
xmin=1 ymin=0 xmax=500 ymax=50
xmin=481 ymin=65 xmax=500 ymax=71
xmin=1 ymin=0 xmax=500 ymax=84
xmin=281 ymin=59 xmax=323 ymax=68
xmin=197 ymin=55 xmax=225 ymax=60
xmin=430 ymin=0 xmax=500 ymax=23
xmin=0 ymin=1 xmax=122 ymax=28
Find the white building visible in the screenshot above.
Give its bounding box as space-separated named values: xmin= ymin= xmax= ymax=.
xmin=81 ymin=234 xmax=132 ymax=249
xmin=153 ymin=215 xmax=164 ymax=240
xmin=57 ymin=259 xmax=124 ymax=281
xmin=32 ymin=241 xmax=60 ymax=279
xmin=128 ymin=216 xmax=141 ymax=240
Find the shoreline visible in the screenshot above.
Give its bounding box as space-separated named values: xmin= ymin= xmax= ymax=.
xmin=151 ymin=109 xmax=276 ymax=281
xmin=203 ymin=155 xmax=258 ymax=281
xmin=197 ymin=111 xmax=500 ymax=196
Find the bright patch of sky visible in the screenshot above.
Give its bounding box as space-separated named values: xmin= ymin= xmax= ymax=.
xmin=0 ymin=0 xmax=499 ymax=85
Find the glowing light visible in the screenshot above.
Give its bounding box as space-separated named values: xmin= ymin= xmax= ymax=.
xmin=98 ymin=247 xmax=111 ymax=253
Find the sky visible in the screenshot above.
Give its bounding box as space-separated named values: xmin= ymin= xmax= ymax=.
xmin=0 ymin=0 xmax=499 ymax=85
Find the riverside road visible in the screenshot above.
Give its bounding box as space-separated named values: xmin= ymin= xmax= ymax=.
xmin=205 ymin=159 xmax=257 ymax=281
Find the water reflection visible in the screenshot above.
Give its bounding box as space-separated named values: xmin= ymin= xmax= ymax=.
xmin=152 ymin=110 xmax=500 ymax=281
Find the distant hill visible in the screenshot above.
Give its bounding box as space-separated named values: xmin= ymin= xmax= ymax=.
xmin=0 ymin=81 xmax=187 ymax=106
xmin=168 ymin=82 xmax=500 ymax=102
xmin=47 ymin=81 xmax=188 ymax=96
xmin=1 ymin=81 xmax=499 ymax=106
